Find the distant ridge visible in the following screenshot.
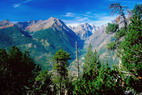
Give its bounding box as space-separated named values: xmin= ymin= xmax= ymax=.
xmin=70 ymin=23 xmax=96 ymax=40
xmin=0 ymin=17 xmax=83 ymax=68
xmin=0 ymin=20 xmax=14 ymax=29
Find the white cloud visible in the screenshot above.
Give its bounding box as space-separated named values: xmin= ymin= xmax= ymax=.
xmin=13 ymin=4 xmax=21 ymax=8
xmin=13 ymin=0 xmax=33 ymax=8
xmin=67 ymin=23 xmax=81 ymax=27
xmin=63 ymin=13 xmax=117 ymax=27
xmin=76 ymin=17 xmax=89 ymax=22
xmin=64 ymin=12 xmax=75 ymax=17
xmin=98 ymin=15 xmax=116 ymax=21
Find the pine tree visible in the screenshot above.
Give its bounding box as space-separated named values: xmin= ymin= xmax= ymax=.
xmin=133 ymin=4 xmax=142 ymax=17
xmin=94 ymin=64 xmax=124 ymax=95
xmin=0 ymin=47 xmax=41 ymax=95
xmin=33 ymin=70 xmax=54 ymax=95
xmin=109 ymin=3 xmax=127 ymax=30
xmin=52 ymin=49 xmax=71 ymax=95
xmin=119 ymin=10 xmax=142 ymax=92
xmin=72 ymin=45 xmax=101 ymax=94
xmin=83 ymin=44 xmax=100 ymax=80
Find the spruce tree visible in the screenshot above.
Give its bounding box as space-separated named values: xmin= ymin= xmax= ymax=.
xmin=83 ymin=44 xmax=100 ymax=80
xmin=33 ymin=70 xmax=54 ymax=95
xmin=73 ymin=45 xmax=101 ymax=94
xmin=119 ymin=10 xmax=142 ymax=92
xmin=52 ymin=49 xmax=71 ymax=95
xmin=0 ymin=47 xmax=41 ymax=95
xmin=109 ymin=3 xmax=127 ymax=30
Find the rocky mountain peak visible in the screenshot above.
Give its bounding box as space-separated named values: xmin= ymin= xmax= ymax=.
xmin=48 ymin=17 xmax=59 ymax=22
xmin=78 ymin=23 xmax=93 ymax=31
xmin=0 ymin=20 xmax=14 ymax=29
xmin=71 ymin=23 xmax=95 ymax=40
xmin=16 ymin=20 xmax=39 ymax=31
xmin=24 ymin=17 xmax=66 ymax=32
xmin=47 ymin=17 xmax=66 ymax=27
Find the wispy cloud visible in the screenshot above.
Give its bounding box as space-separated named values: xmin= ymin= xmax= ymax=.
xmin=13 ymin=0 xmax=32 ymax=8
xmin=63 ymin=12 xmax=117 ymax=27
xmin=64 ymin=12 xmax=75 ymax=17
xmin=93 ymin=15 xmax=116 ymax=26
xmin=13 ymin=4 xmax=21 ymax=8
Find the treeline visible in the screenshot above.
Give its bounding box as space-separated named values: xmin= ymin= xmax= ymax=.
xmin=0 ymin=47 xmax=41 ymax=95
xmin=0 ymin=3 xmax=142 ymax=95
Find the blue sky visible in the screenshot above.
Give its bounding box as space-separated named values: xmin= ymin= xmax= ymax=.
xmin=0 ymin=0 xmax=142 ymax=26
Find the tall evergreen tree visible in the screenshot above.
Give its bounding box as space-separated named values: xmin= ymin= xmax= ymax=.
xmin=0 ymin=47 xmax=41 ymax=95
xmin=72 ymin=45 xmax=101 ymax=94
xmin=109 ymin=3 xmax=127 ymax=30
xmin=32 ymin=70 xmax=54 ymax=95
xmin=93 ymin=64 xmax=124 ymax=95
xmin=133 ymin=4 xmax=142 ymax=17
xmin=83 ymin=44 xmax=100 ymax=80
xmin=52 ymin=49 xmax=71 ymax=95
xmin=119 ymin=9 xmax=142 ymax=92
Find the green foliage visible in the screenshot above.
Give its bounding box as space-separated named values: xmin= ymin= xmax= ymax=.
xmin=52 ymin=49 xmax=71 ymax=95
xmin=106 ymin=23 xmax=119 ymax=33
xmin=107 ymin=28 xmax=126 ymax=50
xmin=33 ymin=70 xmax=54 ymax=94
xmin=53 ymin=49 xmax=70 ymax=78
xmin=119 ymin=12 xmax=142 ymax=92
xmin=73 ymin=64 xmax=124 ymax=95
xmin=1 ymin=4 xmax=142 ymax=95
xmin=54 ymin=49 xmax=71 ymax=61
xmin=33 ymin=28 xmax=82 ymax=61
xmin=120 ymin=14 xmax=142 ymax=74
xmin=72 ymin=45 xmax=101 ymax=94
xmin=72 ymin=45 xmax=124 ymax=94
xmin=114 ymin=28 xmax=126 ymax=40
xmin=133 ymin=4 xmax=142 ymax=17
xmin=125 ymin=75 xmax=142 ymax=93
xmin=0 ymin=25 xmax=81 ymax=69
xmin=94 ymin=65 xmax=124 ymax=95
xmin=83 ymin=45 xmax=100 ymax=80
xmin=107 ymin=3 xmax=128 ymax=51
xmin=107 ymin=42 xmax=117 ymax=50
xmin=0 ymin=46 xmax=41 ymax=95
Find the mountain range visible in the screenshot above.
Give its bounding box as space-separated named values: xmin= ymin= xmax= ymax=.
xmin=69 ymin=23 xmax=96 ymax=40
xmin=0 ymin=17 xmax=118 ymax=68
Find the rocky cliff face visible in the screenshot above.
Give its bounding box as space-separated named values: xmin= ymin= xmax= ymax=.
xmin=85 ymin=24 xmax=118 ymax=65
xmin=70 ymin=23 xmax=96 ymax=40
xmin=16 ymin=20 xmax=40 ymax=31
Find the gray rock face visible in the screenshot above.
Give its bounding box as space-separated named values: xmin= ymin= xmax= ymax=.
xmin=85 ymin=25 xmax=118 ymax=65
xmin=16 ymin=20 xmax=39 ymax=31
xmin=71 ymin=23 xmax=96 ymax=40
xmin=85 ymin=25 xmax=111 ymax=50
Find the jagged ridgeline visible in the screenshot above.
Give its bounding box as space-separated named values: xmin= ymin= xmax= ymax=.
xmin=0 ymin=17 xmax=120 ymax=69
xmin=0 ymin=17 xmax=83 ymax=69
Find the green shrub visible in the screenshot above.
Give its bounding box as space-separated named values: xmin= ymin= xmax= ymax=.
xmin=106 ymin=23 xmax=119 ymax=33
xmin=107 ymin=42 xmax=117 ymax=50
xmin=114 ymin=28 xmax=126 ymax=40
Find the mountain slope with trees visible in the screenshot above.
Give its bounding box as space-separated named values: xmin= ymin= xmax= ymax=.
xmin=0 ymin=3 xmax=142 ymax=95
